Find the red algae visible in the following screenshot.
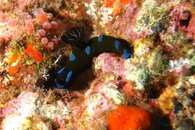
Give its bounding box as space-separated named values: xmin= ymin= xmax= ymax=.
xmin=34 ymin=8 xmax=49 ymax=23
xmin=108 ymin=105 xmax=151 ymax=130
xmin=24 ymin=43 xmax=43 ymax=62
xmin=104 ymin=0 xmax=132 ymax=7
xmin=8 ymin=65 xmax=20 ymax=75
xmin=104 ymin=0 xmax=115 ymax=7
xmin=120 ymin=0 xmax=132 ymax=4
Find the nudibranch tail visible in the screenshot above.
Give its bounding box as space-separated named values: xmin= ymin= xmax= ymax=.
xmin=55 ymin=31 xmax=133 ymax=90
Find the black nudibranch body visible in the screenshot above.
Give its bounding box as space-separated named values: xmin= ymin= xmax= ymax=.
xmin=54 ymin=27 xmax=133 ymax=89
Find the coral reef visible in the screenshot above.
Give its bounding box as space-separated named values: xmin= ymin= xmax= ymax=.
xmin=0 ymin=0 xmax=194 ymax=130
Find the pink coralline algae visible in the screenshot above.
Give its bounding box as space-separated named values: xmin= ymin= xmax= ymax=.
xmin=0 ymin=11 xmax=7 ymax=22
xmin=74 ymin=74 xmax=126 ymax=129
xmin=2 ymin=91 xmax=39 ymax=117
xmin=170 ymin=5 xmax=191 ymax=30
xmin=169 ymin=4 xmax=195 ymax=39
xmin=25 ymin=20 xmax=35 ymax=35
xmin=94 ymin=53 xmax=126 ymax=76
xmin=0 ymin=12 xmax=23 ymax=40
xmin=94 ymin=52 xmax=151 ymax=91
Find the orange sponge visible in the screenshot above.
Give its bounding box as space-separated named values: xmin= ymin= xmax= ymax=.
xmin=108 ymin=106 xmax=151 ymax=130
xmin=120 ymin=0 xmax=132 ymax=4
xmin=104 ymin=0 xmax=132 ymax=7
xmin=24 ymin=43 xmax=43 ymax=62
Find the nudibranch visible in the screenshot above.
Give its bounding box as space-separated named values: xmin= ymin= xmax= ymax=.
xmin=54 ymin=27 xmax=133 ymax=89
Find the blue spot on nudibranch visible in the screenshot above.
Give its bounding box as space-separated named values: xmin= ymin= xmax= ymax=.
xmin=98 ymin=35 xmax=103 ymax=42
xmin=115 ymin=40 xmax=121 ymax=50
xmin=57 ymin=67 xmax=65 ymax=74
xmin=85 ymin=46 xmax=91 ymax=55
xmin=69 ymin=53 xmax=76 ymax=61
xmin=122 ymin=49 xmax=132 ymax=59
xmin=65 ymin=71 xmax=73 ymax=83
xmin=55 ymin=79 xmax=65 ymax=89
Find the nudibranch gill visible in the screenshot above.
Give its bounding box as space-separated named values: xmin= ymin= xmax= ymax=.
xmin=54 ymin=27 xmax=133 ymax=89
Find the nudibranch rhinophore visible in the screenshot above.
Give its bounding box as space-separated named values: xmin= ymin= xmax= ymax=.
xmin=54 ymin=27 xmax=133 ymax=89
